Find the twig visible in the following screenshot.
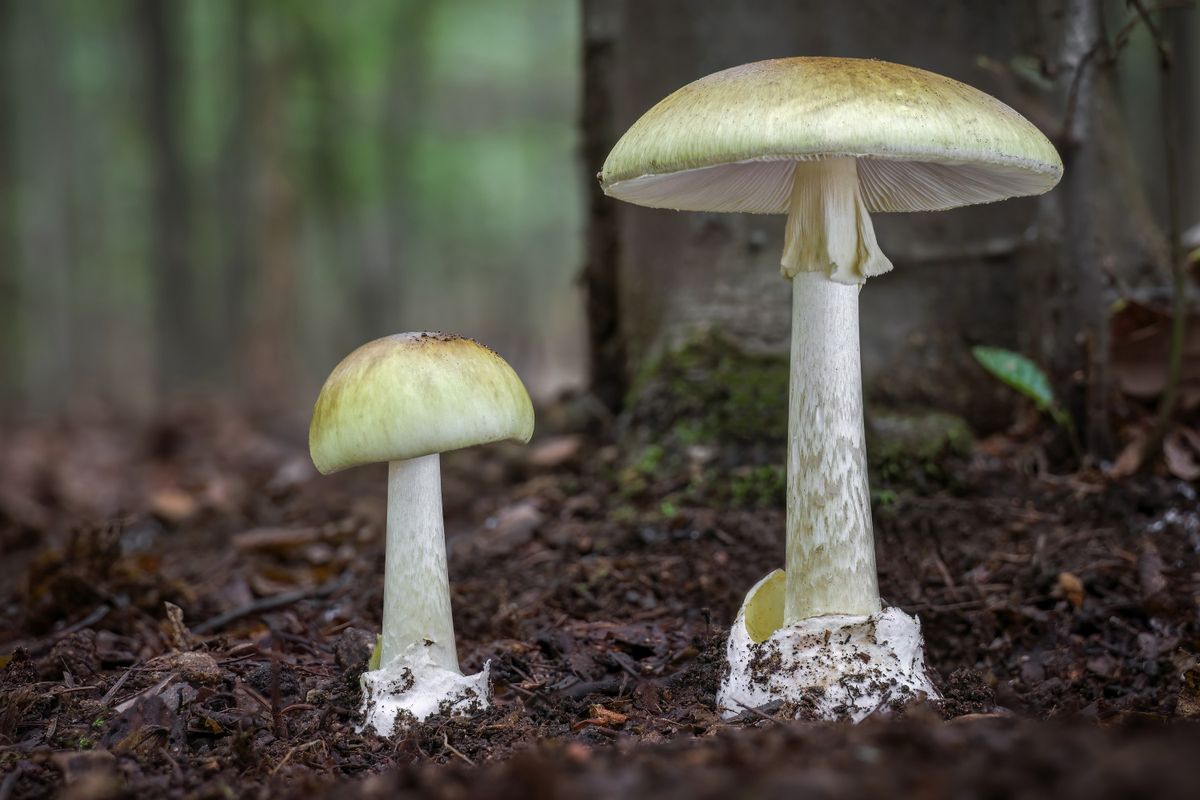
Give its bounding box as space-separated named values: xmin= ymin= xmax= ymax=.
xmin=55 ymin=605 xmax=111 ymax=638
xmin=193 ymin=577 xmax=346 ymax=634
xmin=728 ymin=699 xmax=782 ymax=724
xmin=1061 ymin=0 xmax=1191 ymax=141
xmin=270 ymin=740 xmax=321 ymax=776
xmin=270 ymin=646 xmax=286 ymax=739
xmin=99 ymin=667 xmax=134 ymax=708
xmin=441 ymin=732 xmax=475 ymax=766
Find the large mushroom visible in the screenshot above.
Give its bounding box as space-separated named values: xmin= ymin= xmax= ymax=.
xmin=309 ymin=332 xmax=534 ymax=734
xmin=599 ymin=57 xmax=1062 ymax=719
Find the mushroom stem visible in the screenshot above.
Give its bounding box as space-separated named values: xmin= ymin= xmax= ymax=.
xmin=780 ymin=158 xmax=889 ymax=623
xmin=381 ymin=453 xmax=459 ymax=672
xmin=785 ymin=274 xmax=880 ymax=621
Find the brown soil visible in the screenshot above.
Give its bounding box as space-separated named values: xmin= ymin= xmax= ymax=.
xmin=1 ymin=405 xmax=1198 ymax=799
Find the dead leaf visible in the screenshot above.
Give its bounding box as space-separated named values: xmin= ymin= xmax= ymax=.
xmin=1163 ymin=427 xmax=1200 ymax=481
xmin=104 ymin=694 xmax=175 ymax=754
xmin=1110 ymin=300 xmax=1200 ymax=408
xmin=1056 ymin=572 xmax=1085 ymax=608
xmin=590 ymin=704 xmax=627 ymax=726
xmin=1179 ymin=666 xmax=1200 ymax=718
xmin=150 ymin=487 xmax=198 ymax=524
xmin=572 ymin=704 xmax=628 ymax=730
xmin=233 ymin=526 xmax=323 ymax=553
xmin=1107 ymin=431 xmax=1147 ymax=479
xmin=528 ymin=435 xmax=583 ymax=469
xmin=162 ymin=602 xmax=192 ymax=652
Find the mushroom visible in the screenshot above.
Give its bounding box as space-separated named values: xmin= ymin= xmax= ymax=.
xmin=599 ymin=57 xmax=1062 ymax=719
xmin=309 ymin=332 xmax=534 ymax=734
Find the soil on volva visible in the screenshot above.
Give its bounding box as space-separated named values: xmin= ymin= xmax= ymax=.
xmin=1 ymin=401 xmax=1198 ymax=799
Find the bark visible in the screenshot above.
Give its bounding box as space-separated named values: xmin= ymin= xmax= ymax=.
xmin=1172 ymin=7 xmax=1200 ymax=227
xmin=581 ymin=0 xmax=626 ymax=412
xmin=219 ymin=0 xmax=254 ymax=385
xmin=16 ymin=1 xmax=78 ymax=413
xmin=136 ymin=0 xmax=198 ymax=396
xmin=243 ymin=53 xmax=300 ymax=412
xmin=0 ymin=0 xmax=16 ymax=417
xmin=380 ymin=2 xmax=435 ymax=344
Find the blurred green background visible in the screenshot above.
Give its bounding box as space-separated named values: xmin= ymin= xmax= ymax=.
xmin=0 ymin=0 xmax=584 ymax=422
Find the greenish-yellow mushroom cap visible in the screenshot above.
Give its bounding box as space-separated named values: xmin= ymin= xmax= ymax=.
xmin=309 ymin=333 xmax=535 ymax=474
xmin=600 ymin=57 xmax=1062 ymax=214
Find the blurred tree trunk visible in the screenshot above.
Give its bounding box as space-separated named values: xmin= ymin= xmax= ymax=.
xmin=0 ymin=0 xmax=16 ymax=417
xmin=219 ymin=0 xmax=254 ymax=387
xmin=1174 ymin=6 xmax=1200 ymax=228
xmin=583 ymin=0 xmax=1165 ymax=446
xmin=136 ymin=0 xmax=198 ymax=397
xmin=17 ymin=1 xmax=78 ymax=413
xmin=581 ymin=0 xmax=626 ymax=412
xmin=381 ymin=2 xmax=435 ymax=341
xmin=243 ymin=46 xmax=300 ymax=413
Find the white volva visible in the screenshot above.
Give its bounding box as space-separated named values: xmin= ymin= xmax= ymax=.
xmin=717 ymin=571 xmax=936 ymax=721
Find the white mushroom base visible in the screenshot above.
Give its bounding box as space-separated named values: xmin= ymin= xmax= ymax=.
xmin=717 ymin=570 xmax=938 ymax=721
xmin=358 ymin=645 xmax=491 ymax=736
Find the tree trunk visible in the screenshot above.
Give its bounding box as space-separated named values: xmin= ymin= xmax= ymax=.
xmin=242 ymin=47 xmax=300 ymax=414
xmin=581 ymin=0 xmax=627 ymax=412
xmin=219 ymin=0 xmax=254 ymax=388
xmin=0 ymin=0 xmax=16 ymax=418
xmin=15 ymin=1 xmax=78 ymax=414
xmin=1172 ymin=7 xmax=1200 ymax=228
xmin=136 ymin=0 xmax=197 ymax=398
xmin=380 ymin=2 xmax=435 ymax=345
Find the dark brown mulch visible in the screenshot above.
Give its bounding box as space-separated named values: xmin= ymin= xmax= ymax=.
xmin=0 ymin=405 xmax=1197 ymax=798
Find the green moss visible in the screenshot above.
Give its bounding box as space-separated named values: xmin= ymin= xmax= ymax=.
xmin=635 ymin=444 xmax=665 ymax=475
xmin=728 ymin=465 xmax=787 ymax=508
xmin=621 ymin=331 xmax=973 ymax=505
xmin=866 ymin=408 xmax=973 ymax=493
xmin=627 ymin=330 xmax=790 ymax=451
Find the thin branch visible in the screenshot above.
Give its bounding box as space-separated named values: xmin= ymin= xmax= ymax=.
xmin=193 ymin=577 xmax=347 ymax=634
xmin=1060 ymin=0 xmax=1192 ymax=140
xmin=1139 ymin=0 xmax=1190 ymax=466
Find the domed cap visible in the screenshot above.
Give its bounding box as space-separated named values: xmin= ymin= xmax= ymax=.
xmin=600 ymin=57 xmax=1062 ymax=214
xmin=310 ymin=333 xmax=534 ymax=474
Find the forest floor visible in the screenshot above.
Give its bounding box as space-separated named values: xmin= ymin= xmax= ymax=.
xmin=1 ymin=402 xmax=1198 ymax=799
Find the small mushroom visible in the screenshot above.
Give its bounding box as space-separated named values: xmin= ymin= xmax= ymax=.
xmin=309 ymin=332 xmax=534 ymax=734
xmin=599 ymin=57 xmax=1062 ymax=719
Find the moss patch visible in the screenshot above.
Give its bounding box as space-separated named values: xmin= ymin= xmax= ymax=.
xmin=621 ymin=331 xmax=973 ymax=505
xmin=867 ymin=408 xmax=973 ymax=494
xmin=621 ymin=331 xmax=790 ymax=507
xmin=626 ymin=331 xmax=789 ymax=451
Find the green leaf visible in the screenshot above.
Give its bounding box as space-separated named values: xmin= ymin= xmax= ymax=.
xmin=971 ymin=346 xmax=1056 ymax=412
